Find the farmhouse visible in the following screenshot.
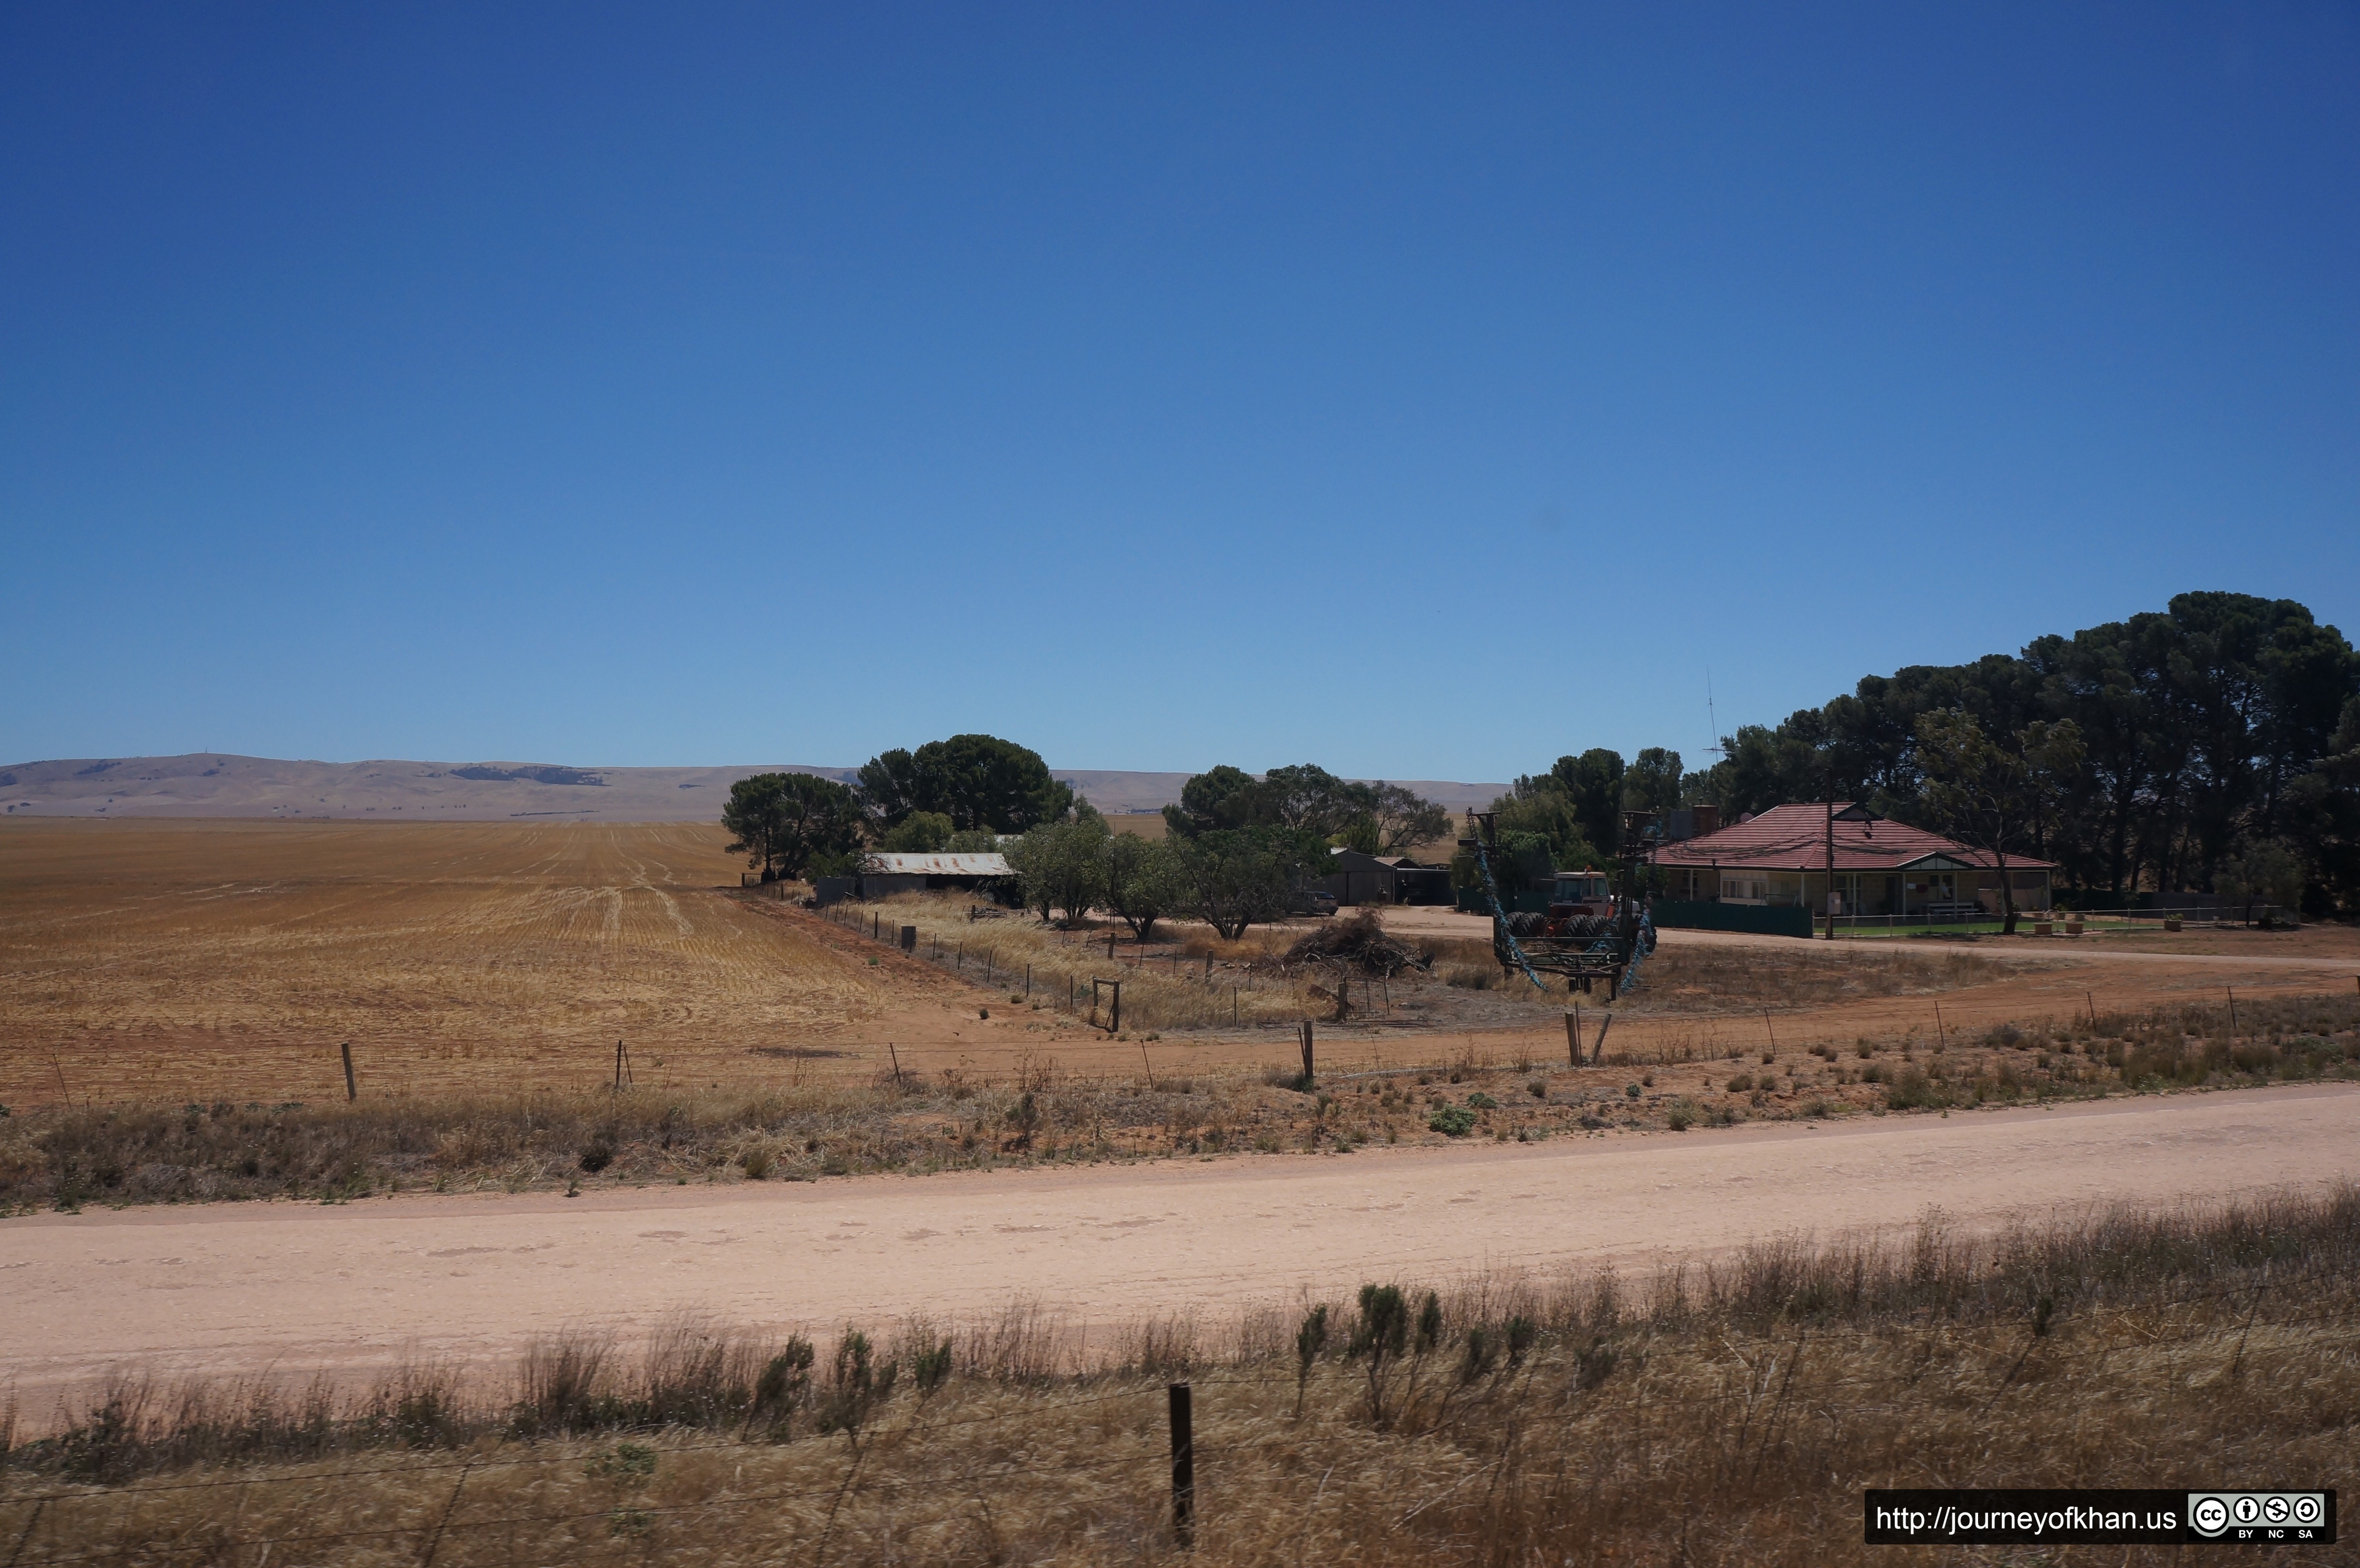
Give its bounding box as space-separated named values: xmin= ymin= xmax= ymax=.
xmin=1650 ymin=803 xmax=2054 ymax=920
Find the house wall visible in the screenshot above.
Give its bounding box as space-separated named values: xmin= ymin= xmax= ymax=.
xmin=1654 ymin=865 xmax=2051 ymax=917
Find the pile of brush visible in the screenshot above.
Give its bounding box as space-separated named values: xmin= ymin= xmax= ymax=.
xmin=1283 ymin=910 xmax=1431 ymax=977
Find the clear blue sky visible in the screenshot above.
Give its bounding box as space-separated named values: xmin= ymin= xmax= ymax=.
xmin=5 ymin=3 xmax=2356 ymax=782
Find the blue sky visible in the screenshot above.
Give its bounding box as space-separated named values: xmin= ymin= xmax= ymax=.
xmin=5 ymin=3 xmax=2356 ymax=782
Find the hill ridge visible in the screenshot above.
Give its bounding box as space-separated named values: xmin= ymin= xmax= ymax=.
xmin=0 ymin=753 xmax=1509 ymax=821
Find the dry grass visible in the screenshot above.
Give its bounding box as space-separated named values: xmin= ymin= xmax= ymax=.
xmin=0 ymin=821 xmax=994 ymax=1104
xmin=822 ymin=895 xmax=1321 ymax=1033
xmin=7 ymin=992 xmax=2352 ymax=1210
xmin=3 ymin=1188 xmax=2353 ymax=1564
xmin=827 ymin=896 xmax=2040 ymax=1038
xmin=1410 ymin=931 xmax=2028 ymax=1014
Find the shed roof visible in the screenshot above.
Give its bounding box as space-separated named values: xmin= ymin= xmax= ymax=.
xmin=1648 ymin=803 xmax=2054 ymax=873
xmin=866 ymin=852 xmax=1013 ymax=876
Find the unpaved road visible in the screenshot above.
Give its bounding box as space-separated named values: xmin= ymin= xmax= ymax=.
xmin=5 ymin=1084 xmax=2355 ymax=1417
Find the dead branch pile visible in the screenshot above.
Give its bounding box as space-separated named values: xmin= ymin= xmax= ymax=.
xmin=1284 ymin=911 xmax=1431 ymax=977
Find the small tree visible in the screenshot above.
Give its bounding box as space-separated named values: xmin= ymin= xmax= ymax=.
xmin=2216 ymin=840 xmax=2302 ymax=924
xmin=1102 ymin=833 xmax=1185 ymax=941
xmin=1008 ymin=816 xmax=1106 ymax=926
xmin=1173 ymin=827 xmax=1295 ymax=940
xmin=1915 ymin=710 xmax=2084 ymax=935
xmin=724 ymin=772 xmax=864 ymax=882
xmin=1371 ymin=784 xmax=1449 ymax=855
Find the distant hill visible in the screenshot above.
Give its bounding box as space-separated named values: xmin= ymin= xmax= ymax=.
xmin=0 ymin=755 xmax=1511 ymax=822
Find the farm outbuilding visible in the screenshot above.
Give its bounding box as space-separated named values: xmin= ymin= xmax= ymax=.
xmin=858 ymin=852 xmax=1016 ymax=899
xmin=1315 ymin=847 xmax=1454 ymax=906
xmin=1648 ymin=803 xmax=2053 ymax=922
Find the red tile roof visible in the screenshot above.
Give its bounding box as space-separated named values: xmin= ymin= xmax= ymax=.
xmin=1649 ymin=803 xmax=2054 ymax=873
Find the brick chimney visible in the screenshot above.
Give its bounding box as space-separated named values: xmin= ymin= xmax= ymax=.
xmin=1691 ymin=804 xmax=1720 ymax=837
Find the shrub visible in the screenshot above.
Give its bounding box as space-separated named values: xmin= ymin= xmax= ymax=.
xmin=1664 ymin=1099 xmax=1700 ymax=1131
xmin=1465 ymin=1091 xmax=1499 ymax=1110
xmin=1882 ymin=1066 xmax=1947 ymax=1111
xmin=1428 ymin=1103 xmax=1478 ymax=1137
xmin=578 ymin=1143 xmax=614 ymax=1174
xmin=1527 ymin=1079 xmax=1549 ymax=1099
xmin=740 ymin=1147 xmax=773 ymax=1180
xmin=1623 ymin=1083 xmax=1642 ymax=1100
xmin=1725 ymin=1073 xmax=1755 ymax=1092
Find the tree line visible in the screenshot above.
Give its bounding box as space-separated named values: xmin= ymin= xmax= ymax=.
xmin=1008 ymin=764 xmax=1449 ymax=940
xmin=720 ymin=734 xmax=1069 ymax=883
xmin=1483 ymin=591 xmax=2360 ymax=917
xmin=721 ymin=740 xmax=1454 ymax=938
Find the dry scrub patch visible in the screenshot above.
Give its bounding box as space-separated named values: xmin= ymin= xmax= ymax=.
xmin=814 ymin=896 xmax=2048 ymax=1038
xmin=3 ymin=1189 xmax=2352 ymax=1566
xmin=7 ymin=993 xmax=2353 ymax=1209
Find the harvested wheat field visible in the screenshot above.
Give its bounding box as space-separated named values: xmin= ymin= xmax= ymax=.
xmin=0 ymin=819 xmax=1044 ymax=1106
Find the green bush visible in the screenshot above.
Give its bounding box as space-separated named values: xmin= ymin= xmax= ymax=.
xmin=1428 ymin=1103 xmax=1478 ymax=1137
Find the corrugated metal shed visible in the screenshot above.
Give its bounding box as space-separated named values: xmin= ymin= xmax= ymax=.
xmin=866 ymin=853 xmax=1014 ymax=877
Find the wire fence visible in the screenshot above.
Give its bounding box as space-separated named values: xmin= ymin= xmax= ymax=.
xmin=3 ymin=1279 xmax=2349 ymax=1566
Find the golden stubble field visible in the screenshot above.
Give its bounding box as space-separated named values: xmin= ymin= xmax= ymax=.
xmin=7 ymin=818 xmax=2357 ymax=1112
xmin=0 ymin=819 xmax=1022 ymax=1105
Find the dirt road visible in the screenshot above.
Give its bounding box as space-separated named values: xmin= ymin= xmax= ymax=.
xmin=6 ymin=1084 xmax=2354 ymax=1418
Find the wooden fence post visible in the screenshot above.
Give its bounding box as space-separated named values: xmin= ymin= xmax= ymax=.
xmin=1590 ymin=1012 xmax=1612 ymax=1066
xmin=1565 ymin=1009 xmax=1580 ymax=1068
xmin=1111 ymin=980 xmax=1121 ymax=1034
xmin=1168 ymin=1382 xmax=1195 ymax=1549
xmin=341 ymin=1042 xmax=356 ymax=1102
xmin=1300 ymin=1019 xmax=1315 ymax=1084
